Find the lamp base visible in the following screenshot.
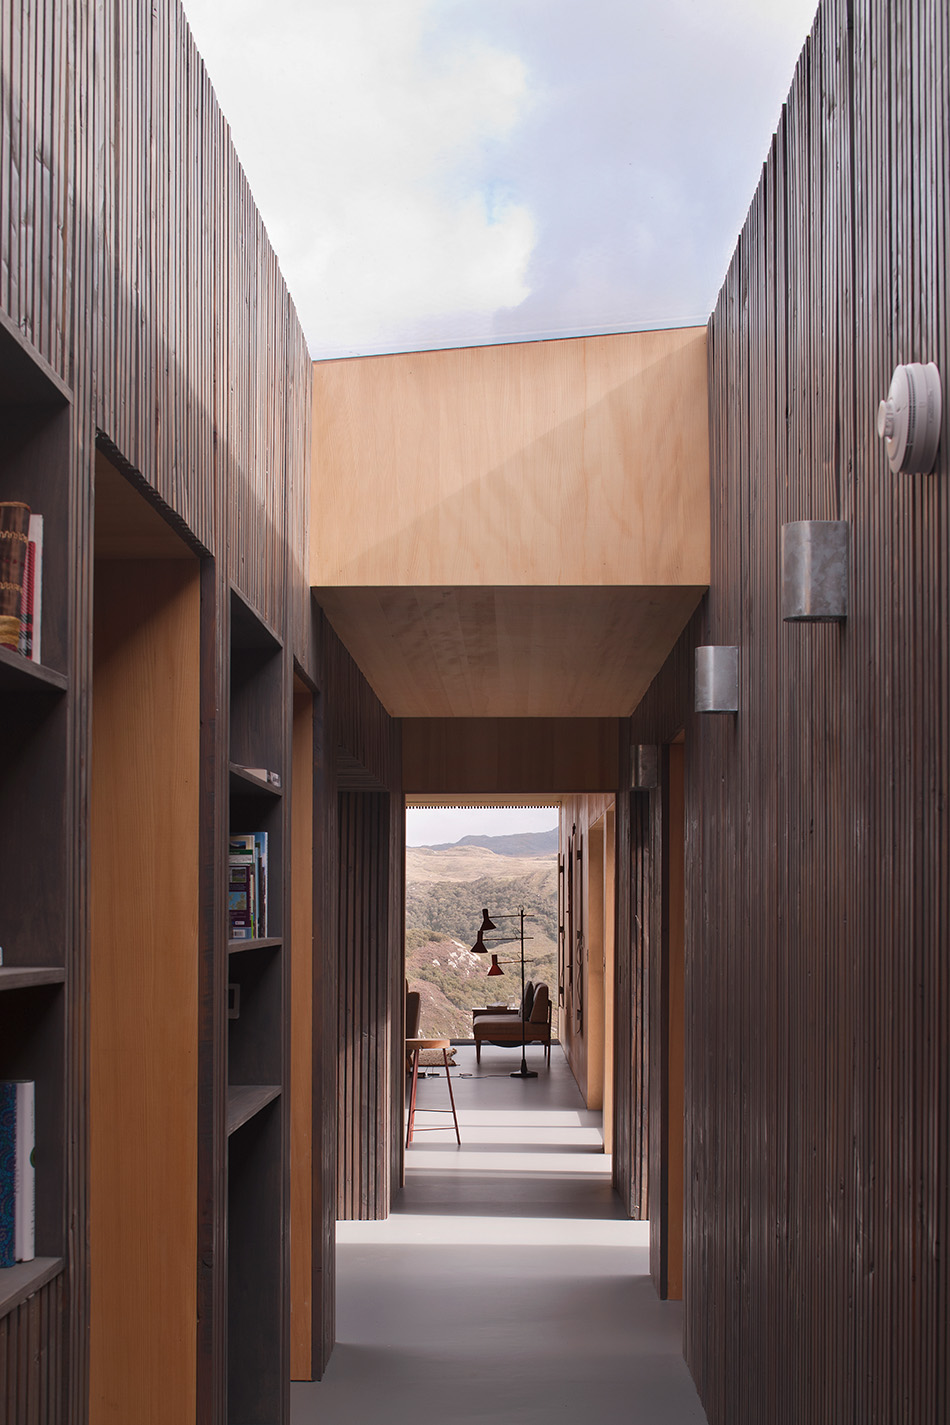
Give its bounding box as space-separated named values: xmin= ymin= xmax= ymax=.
xmin=510 ymin=1067 xmax=538 ymax=1079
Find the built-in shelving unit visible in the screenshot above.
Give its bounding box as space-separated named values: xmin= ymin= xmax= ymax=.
xmin=227 ymin=587 xmax=288 ymax=1424
xmin=0 ymin=312 xmax=72 ymax=1344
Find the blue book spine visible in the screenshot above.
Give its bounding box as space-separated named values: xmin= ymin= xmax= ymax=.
xmin=0 ymin=1082 xmax=15 ymax=1268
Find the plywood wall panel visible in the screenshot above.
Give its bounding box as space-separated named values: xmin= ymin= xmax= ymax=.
xmin=89 ymin=560 xmax=200 ymax=1425
xmin=311 ymin=328 xmax=710 ymax=590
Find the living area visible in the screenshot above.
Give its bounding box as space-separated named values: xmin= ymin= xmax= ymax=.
xmin=404 ymin=798 xmax=616 ymax=1139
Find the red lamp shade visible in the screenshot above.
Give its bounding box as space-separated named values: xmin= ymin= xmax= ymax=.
xmin=487 ymin=954 xmax=504 ymax=976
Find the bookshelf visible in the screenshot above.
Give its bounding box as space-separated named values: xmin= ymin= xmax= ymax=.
xmin=0 ymin=312 xmax=71 ymax=1327
xmin=227 ymin=587 xmax=289 ymax=1425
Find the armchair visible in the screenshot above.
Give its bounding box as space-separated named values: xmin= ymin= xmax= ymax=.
xmin=472 ymin=981 xmax=552 ymax=1066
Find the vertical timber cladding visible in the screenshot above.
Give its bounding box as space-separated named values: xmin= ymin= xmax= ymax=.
xmin=318 ymin=613 xmax=403 ymax=1223
xmin=2 ymin=0 xmax=316 ymax=1415
xmin=335 ymin=790 xmax=392 ymax=1220
xmin=624 ymin=627 xmax=697 ymax=1235
xmin=667 ymin=2 xmax=950 ymax=1424
xmin=0 ymin=4 xmax=95 ymax=1419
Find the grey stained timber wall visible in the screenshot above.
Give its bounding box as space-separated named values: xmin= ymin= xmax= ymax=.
xmin=631 ymin=2 xmax=950 ymax=1422
xmin=1 ymin=0 xmax=316 ymax=1417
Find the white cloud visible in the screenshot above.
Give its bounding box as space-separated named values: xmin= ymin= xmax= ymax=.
xmin=181 ymin=0 xmax=819 ymax=354
xmin=181 ymin=0 xmax=536 ymax=352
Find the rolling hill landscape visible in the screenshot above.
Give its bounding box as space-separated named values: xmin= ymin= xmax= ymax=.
xmin=406 ymin=830 xmax=559 ymax=1040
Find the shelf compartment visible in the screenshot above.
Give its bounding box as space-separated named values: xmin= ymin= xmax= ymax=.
xmin=228 ymin=944 xmax=282 ymax=1086
xmin=228 ymin=1097 xmax=282 ymax=1424
xmin=0 ymin=661 xmax=68 ymax=966
xmin=0 ymin=983 xmax=65 ymax=1261
xmin=228 ymin=937 xmax=282 ymax=956
xmin=229 ymin=763 xmax=283 ymax=797
xmin=0 ymin=647 xmax=68 ymax=693
xmin=0 ymin=966 xmax=65 ymax=992
xmin=0 ymin=1257 xmax=65 ymax=1321
xmin=227 ymin=1084 xmax=281 ymax=1137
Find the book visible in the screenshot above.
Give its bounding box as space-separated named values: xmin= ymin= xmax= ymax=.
xmin=228 ymin=855 xmax=255 ymax=940
xmin=229 ymin=832 xmax=268 ymax=938
xmin=0 ymin=1084 xmax=14 ymax=1267
xmin=0 ymin=1080 xmax=34 ymax=1265
xmin=0 ymin=501 xmax=31 ymax=651
xmin=14 ymin=1081 xmax=34 ymax=1261
xmin=17 ymin=514 xmax=43 ymax=663
xmin=254 ymin=831 xmax=268 ymax=938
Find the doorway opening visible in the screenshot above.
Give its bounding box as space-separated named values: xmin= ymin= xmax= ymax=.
xmin=404 ymin=801 xmax=560 ymax=1046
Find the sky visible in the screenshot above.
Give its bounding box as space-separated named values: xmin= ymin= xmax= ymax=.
xmin=406 ymin=806 xmax=557 ymax=846
xmin=181 ymin=0 xmax=818 ymax=359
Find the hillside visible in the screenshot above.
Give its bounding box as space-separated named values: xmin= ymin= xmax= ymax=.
xmin=425 ymin=828 xmax=558 ymax=857
xmin=405 ymin=834 xmax=559 ymax=1040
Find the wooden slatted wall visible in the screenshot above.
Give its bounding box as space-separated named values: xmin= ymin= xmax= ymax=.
xmin=0 ymin=1276 xmax=65 ymax=1425
xmin=2 ymin=6 xmax=95 ymax=1422
xmin=315 ymin=613 xmax=403 ymax=1225
xmin=335 ymin=791 xmax=393 ymax=1221
xmin=625 ymin=2 xmax=950 ymax=1421
xmin=96 ymin=0 xmax=311 ymax=630
xmin=1 ymin=0 xmax=315 ymax=1416
xmin=619 ymin=621 xmax=698 ymax=1224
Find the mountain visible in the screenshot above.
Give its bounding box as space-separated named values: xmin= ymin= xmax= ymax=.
xmin=425 ymin=828 xmax=558 ymax=857
xmin=405 ymin=833 xmax=560 ymax=1040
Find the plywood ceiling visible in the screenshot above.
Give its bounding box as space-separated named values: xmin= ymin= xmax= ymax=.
xmin=313 ymin=584 xmax=705 ymax=718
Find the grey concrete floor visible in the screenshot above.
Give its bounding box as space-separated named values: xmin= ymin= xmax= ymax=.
xmin=291 ymin=1043 xmax=708 ymax=1424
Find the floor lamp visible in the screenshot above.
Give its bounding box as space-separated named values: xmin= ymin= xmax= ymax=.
xmin=471 ymin=906 xmax=537 ymax=1079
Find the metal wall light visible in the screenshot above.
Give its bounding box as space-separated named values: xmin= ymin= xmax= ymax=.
xmin=695 ymin=645 xmax=739 ymax=713
xmin=631 ymin=744 xmax=659 ymax=788
xmin=877 ymin=362 xmax=942 ymax=474
xmin=782 ymin=520 xmax=849 ymax=622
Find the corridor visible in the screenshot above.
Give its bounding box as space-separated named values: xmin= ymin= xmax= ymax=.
xmin=291 ymin=1044 xmax=707 ymax=1424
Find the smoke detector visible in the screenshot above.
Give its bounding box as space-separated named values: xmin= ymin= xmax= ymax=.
xmin=877 ymin=362 xmax=942 ymax=474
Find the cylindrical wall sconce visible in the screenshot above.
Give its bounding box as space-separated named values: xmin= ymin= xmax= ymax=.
xmin=695 ymin=645 xmax=738 ymax=713
xmin=782 ymin=520 xmax=849 ymax=622
xmin=631 ymin=744 xmax=659 ymax=789
xmin=877 ymin=362 xmax=942 ymax=474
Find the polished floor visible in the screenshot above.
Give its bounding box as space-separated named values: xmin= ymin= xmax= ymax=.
xmin=291 ymin=1043 xmax=708 ymax=1424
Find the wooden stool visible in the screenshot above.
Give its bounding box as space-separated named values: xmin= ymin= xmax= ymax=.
xmin=406 ymin=1036 xmax=461 ymax=1146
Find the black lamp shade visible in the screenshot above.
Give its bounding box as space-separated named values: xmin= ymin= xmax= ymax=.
xmin=471 ymin=928 xmax=487 ymax=953
xmin=479 ymin=909 xmax=496 ymax=933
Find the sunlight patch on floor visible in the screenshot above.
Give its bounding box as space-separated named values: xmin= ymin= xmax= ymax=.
xmin=336 ymin=1214 xmax=650 ymax=1249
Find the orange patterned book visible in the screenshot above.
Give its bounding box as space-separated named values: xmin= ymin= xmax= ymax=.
xmin=0 ymin=501 xmax=30 ymax=651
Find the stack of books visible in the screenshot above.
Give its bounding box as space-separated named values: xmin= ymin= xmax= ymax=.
xmin=0 ymin=1080 xmax=35 ymax=1267
xmin=228 ymin=832 xmax=268 ymax=941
